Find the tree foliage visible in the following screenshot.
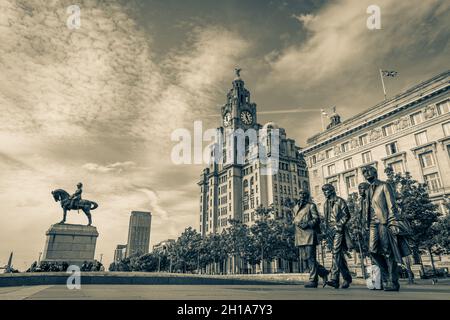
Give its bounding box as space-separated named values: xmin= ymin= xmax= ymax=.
xmin=385 ymin=168 xmax=441 ymax=260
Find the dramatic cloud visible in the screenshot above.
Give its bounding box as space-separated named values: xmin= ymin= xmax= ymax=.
xmin=0 ymin=0 xmax=448 ymax=269
xmin=0 ymin=0 xmax=250 ymax=268
xmin=265 ymin=0 xmax=450 ymax=87
xmin=292 ymin=13 xmax=316 ymax=28
xmin=82 ymin=161 xmax=137 ymax=173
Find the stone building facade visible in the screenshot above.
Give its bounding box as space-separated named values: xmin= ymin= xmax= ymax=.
xmin=113 ymin=244 xmax=127 ymax=263
xmin=126 ymin=211 xmax=152 ymax=257
xmin=301 ymin=71 xmax=450 ymax=213
xmin=197 ymin=72 xmax=309 ymax=273
xmin=198 ymin=72 xmax=309 ymax=238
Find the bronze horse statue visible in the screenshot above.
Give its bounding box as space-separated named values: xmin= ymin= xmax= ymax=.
xmin=51 ymin=189 xmax=98 ymax=226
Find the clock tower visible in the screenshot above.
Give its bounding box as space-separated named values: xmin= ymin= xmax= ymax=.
xmin=199 ymin=68 xmax=309 ymax=249
xmin=221 ymin=68 xmax=258 ymax=130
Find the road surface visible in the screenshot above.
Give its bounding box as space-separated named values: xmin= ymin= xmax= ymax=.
xmin=0 ymin=283 xmax=449 ymax=300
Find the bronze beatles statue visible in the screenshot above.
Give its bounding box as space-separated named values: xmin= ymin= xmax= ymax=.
xmin=322 ymin=184 xmax=353 ymax=289
xmin=361 ymin=166 xmax=411 ymax=291
xmin=51 ymin=182 xmax=98 ymax=226
xmin=291 ymin=190 xmax=329 ymax=288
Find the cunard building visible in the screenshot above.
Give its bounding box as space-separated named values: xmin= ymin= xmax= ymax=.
xmin=302 ymin=70 xmax=450 ymax=213
xmin=198 ymin=70 xmax=309 ymax=238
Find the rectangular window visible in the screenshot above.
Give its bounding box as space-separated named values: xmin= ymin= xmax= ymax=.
xmin=311 ymin=155 xmax=317 ymax=165
xmin=362 ymin=151 xmax=372 ymax=164
xmin=344 ymin=158 xmax=353 ymax=170
xmin=389 ymin=160 xmax=404 ymax=174
xmin=415 ymin=131 xmax=428 ymax=146
xmin=345 ymin=175 xmax=357 ymax=190
xmin=327 ymin=164 xmax=336 ymax=176
xmin=437 ymin=99 xmax=450 ymax=115
xmin=382 ymin=123 xmax=395 ymax=136
xmin=359 ymin=134 xmax=369 ymax=146
xmin=410 ymin=112 xmax=423 ymax=126
xmin=443 ymin=122 xmax=450 ymax=136
xmin=420 ymin=152 xmax=435 ymax=168
xmin=325 ymin=148 xmax=334 ymax=159
xmin=341 ymin=142 xmax=350 ymax=153
xmin=386 ymin=142 xmax=399 ymax=155
xmin=424 ymin=173 xmax=442 ymax=192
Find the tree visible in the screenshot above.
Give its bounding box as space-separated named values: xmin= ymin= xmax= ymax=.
xmin=205 ymin=232 xmax=228 ymax=274
xmin=271 ymin=214 xmax=297 ymax=272
xmin=432 ymin=214 xmax=450 ymax=254
xmin=174 ymin=227 xmax=202 ymax=273
xmin=346 ymin=192 xmax=369 ymax=277
xmin=250 ymin=204 xmax=278 ymax=273
xmin=134 ymin=253 xmax=158 ymax=272
xmin=385 ymin=168 xmax=441 ymax=271
xmin=224 ymin=219 xmax=253 ymax=274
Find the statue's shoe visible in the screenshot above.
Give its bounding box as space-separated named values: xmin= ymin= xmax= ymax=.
xmin=341 ymin=280 xmax=352 ymax=289
xmin=383 ymin=281 xmax=400 ymax=291
xmin=383 ymin=285 xmax=399 ymax=291
xmin=304 ymin=282 xmax=318 ymax=288
xmin=325 ymin=280 xmax=340 ymax=289
xmin=320 ymin=270 xmax=330 ymax=287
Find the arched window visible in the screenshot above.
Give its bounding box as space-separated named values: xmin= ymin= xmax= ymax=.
xmin=243 ymin=179 xmax=248 ymax=188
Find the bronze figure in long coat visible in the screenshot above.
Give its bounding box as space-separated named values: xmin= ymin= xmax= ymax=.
xmin=292 ymin=190 xmax=328 ymax=288
xmin=322 ymin=184 xmax=353 ymax=289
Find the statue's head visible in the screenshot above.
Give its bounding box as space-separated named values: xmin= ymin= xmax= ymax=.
xmin=358 ymin=182 xmax=370 ymax=197
xmin=77 ymin=182 xmax=83 ymax=188
xmin=51 ymin=190 xmax=59 ymax=202
xmin=362 ymin=166 xmax=378 ymax=183
xmin=297 ymin=189 xmax=310 ymax=204
xmin=322 ymin=184 xmax=336 ymax=199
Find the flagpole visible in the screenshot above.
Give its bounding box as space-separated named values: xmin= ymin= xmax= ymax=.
xmin=379 ymin=69 xmax=387 ymax=100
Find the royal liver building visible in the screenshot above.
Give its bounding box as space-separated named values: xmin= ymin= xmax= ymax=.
xmin=198 ymin=71 xmax=309 ymax=236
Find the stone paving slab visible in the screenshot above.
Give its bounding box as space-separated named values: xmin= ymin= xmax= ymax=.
xmin=0 ymin=284 xmax=449 ymax=300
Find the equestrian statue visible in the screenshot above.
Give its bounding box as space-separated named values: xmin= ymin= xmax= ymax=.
xmin=51 ymin=182 xmax=98 ymax=226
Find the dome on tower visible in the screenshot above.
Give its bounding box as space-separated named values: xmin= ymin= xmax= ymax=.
xmin=263 ymin=121 xmax=279 ymax=130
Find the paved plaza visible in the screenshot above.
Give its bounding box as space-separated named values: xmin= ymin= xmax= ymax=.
xmin=0 ymin=282 xmax=449 ymax=300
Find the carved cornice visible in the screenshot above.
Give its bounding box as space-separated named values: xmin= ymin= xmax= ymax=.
xmin=306 ymin=71 xmax=450 ymax=144
xmin=302 ymin=74 xmax=449 ymax=156
xmin=303 ymin=95 xmax=449 ymax=169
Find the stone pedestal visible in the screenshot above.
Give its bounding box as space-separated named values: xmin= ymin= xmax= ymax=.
xmin=42 ymin=223 xmax=99 ymax=265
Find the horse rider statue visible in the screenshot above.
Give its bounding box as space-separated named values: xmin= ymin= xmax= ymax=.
xmin=51 ymin=182 xmax=98 ymax=226
xmin=70 ymin=182 xmax=83 ymax=210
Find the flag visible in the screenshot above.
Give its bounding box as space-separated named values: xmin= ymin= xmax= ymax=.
xmin=382 ymin=70 xmax=398 ymax=77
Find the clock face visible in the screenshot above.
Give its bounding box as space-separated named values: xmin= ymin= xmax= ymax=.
xmin=223 ymin=112 xmax=232 ymax=127
xmin=240 ymin=111 xmax=253 ymax=125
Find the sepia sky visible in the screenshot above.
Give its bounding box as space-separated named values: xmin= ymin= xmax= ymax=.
xmin=0 ymin=0 xmax=449 ymax=269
